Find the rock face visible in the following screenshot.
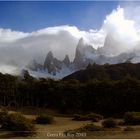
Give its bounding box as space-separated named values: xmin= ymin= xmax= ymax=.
xmin=41 ymin=51 xmax=72 ymax=75
xmin=43 ymin=51 xmax=62 ymax=75
xmin=63 ymin=55 xmax=70 ymax=67
xmin=28 ymin=37 xmax=139 ymax=78
xmin=44 ymin=51 xmax=54 ymax=69
xmin=73 ymin=38 xmax=96 ymax=69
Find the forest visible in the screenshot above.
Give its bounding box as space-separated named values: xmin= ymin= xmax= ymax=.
xmin=0 ymin=63 xmax=140 ymax=117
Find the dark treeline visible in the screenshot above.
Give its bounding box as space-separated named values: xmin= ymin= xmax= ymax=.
xmin=0 ymin=65 xmax=140 ymax=117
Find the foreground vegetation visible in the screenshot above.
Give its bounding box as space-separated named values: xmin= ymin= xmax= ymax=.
xmin=0 ymin=109 xmax=35 ymax=136
xmin=0 ymin=108 xmax=139 ymax=138
xmin=73 ymin=113 xmax=103 ymax=121
xmin=1 ymin=63 xmax=140 ymax=117
xmin=35 ymin=115 xmax=54 ymax=124
xmin=0 ymin=63 xmax=140 ymax=138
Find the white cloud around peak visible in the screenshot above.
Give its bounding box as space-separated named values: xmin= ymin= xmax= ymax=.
xmin=103 ymin=7 xmax=139 ymax=47
xmin=0 ymin=5 xmax=140 ymax=74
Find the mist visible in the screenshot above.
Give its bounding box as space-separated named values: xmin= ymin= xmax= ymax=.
xmin=0 ymin=5 xmax=140 ymax=74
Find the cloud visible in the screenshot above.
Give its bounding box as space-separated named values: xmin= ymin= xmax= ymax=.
xmin=0 ymin=25 xmax=105 ymax=67
xmin=0 ymin=5 xmax=140 ymax=75
xmin=0 ymin=28 xmax=28 ymax=43
xmin=102 ymin=6 xmax=140 ymax=56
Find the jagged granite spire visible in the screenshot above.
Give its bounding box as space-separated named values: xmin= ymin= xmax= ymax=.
xmin=63 ymin=55 xmax=70 ymax=67
xmin=73 ymin=38 xmax=84 ymax=67
xmin=44 ymin=51 xmax=56 ymax=74
xmin=44 ymin=51 xmax=54 ymax=68
xmin=73 ymin=37 xmax=96 ymax=69
xmin=43 ymin=51 xmax=63 ymax=75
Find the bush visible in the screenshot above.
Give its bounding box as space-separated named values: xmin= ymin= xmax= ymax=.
xmin=73 ymin=113 xmax=103 ymax=122
xmin=87 ymin=113 xmax=103 ymax=121
xmin=102 ymin=118 xmax=118 ymax=128
xmin=72 ymin=114 xmax=89 ymax=121
xmin=0 ymin=108 xmax=8 ymax=124
xmin=78 ymin=123 xmax=103 ymax=131
xmin=35 ymin=115 xmax=54 ymax=124
xmin=124 ymin=112 xmax=140 ymax=125
xmin=73 ymin=114 xmax=82 ymax=121
xmin=66 ymin=123 xmax=103 ymax=134
xmin=1 ymin=112 xmax=35 ymax=136
xmin=118 ymin=120 xmax=125 ymax=126
xmin=123 ymin=126 xmax=135 ymax=131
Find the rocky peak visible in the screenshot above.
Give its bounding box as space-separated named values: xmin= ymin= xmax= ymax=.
xmin=73 ymin=38 xmax=85 ymax=65
xmin=76 ymin=37 xmax=85 ymax=51
xmin=43 ymin=51 xmax=63 ymax=75
xmin=63 ymin=55 xmax=70 ymax=66
xmin=46 ymin=51 xmax=53 ymax=61
xmin=44 ymin=51 xmax=54 ymax=68
xmin=73 ymin=38 xmax=96 ymax=69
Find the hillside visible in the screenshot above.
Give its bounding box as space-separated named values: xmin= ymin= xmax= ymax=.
xmin=63 ymin=63 xmax=140 ymax=82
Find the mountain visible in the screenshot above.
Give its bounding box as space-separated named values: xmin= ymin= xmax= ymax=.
xmin=73 ymin=38 xmax=97 ymax=69
xmin=28 ymin=50 xmax=73 ymax=78
xmin=63 ymin=63 xmax=140 ymax=82
xmin=44 ymin=51 xmax=62 ymax=75
xmin=27 ymin=37 xmax=140 ymax=79
xmin=63 ymin=55 xmax=70 ymax=67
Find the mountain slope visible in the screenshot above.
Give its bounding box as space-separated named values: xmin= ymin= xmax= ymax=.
xmin=63 ymin=63 xmax=140 ymax=82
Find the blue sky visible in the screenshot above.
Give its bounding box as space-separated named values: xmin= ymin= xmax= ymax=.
xmin=0 ymin=1 xmax=119 ymax=32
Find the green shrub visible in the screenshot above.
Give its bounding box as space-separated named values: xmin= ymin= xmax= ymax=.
xmin=35 ymin=115 xmax=54 ymax=124
xmin=123 ymin=126 xmax=135 ymax=131
xmin=1 ymin=113 xmax=35 ymax=136
xmin=124 ymin=112 xmax=140 ymax=125
xmin=102 ymin=118 xmax=118 ymax=128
